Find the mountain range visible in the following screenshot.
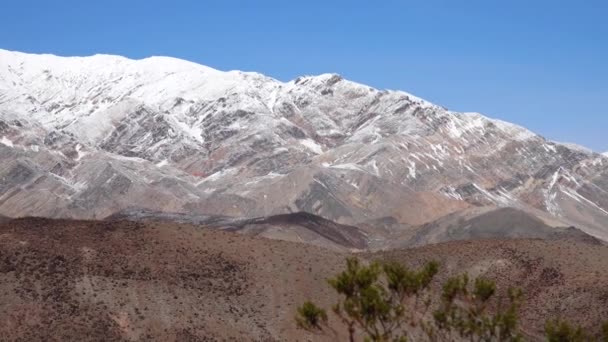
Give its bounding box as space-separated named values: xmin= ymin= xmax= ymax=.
xmin=0 ymin=49 xmax=607 ymax=248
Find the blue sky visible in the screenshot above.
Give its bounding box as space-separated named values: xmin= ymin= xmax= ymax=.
xmin=1 ymin=0 xmax=606 ymax=151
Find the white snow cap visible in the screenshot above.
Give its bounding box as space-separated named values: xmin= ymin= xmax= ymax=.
xmin=463 ymin=113 xmax=536 ymax=141
xmin=556 ymin=142 xmax=593 ymax=154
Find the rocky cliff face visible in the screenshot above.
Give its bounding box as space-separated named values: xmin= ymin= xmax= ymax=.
xmin=1 ymin=49 xmax=607 ymax=244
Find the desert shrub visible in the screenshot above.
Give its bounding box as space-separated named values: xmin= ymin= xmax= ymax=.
xmin=545 ymin=319 xmax=588 ymax=342
xmin=296 ymin=300 xmax=327 ymax=330
xmin=297 ymin=257 xmax=607 ymax=341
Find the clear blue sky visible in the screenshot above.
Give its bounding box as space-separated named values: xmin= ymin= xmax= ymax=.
xmin=2 ymin=0 xmax=607 ymax=151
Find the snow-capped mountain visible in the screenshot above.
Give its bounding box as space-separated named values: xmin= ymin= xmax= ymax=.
xmin=1 ymin=49 xmax=607 ymax=244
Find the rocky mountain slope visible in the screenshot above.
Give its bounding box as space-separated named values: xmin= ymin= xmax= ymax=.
xmin=0 ymin=49 xmax=607 ymax=245
xmin=0 ymin=218 xmax=606 ymax=341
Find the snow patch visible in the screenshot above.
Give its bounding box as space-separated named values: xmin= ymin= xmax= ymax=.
xmin=328 ymin=163 xmax=366 ymax=172
xmin=173 ymin=119 xmax=204 ymax=143
xmin=544 ymin=169 xmax=563 ymax=216
xmin=408 ymin=161 xmax=416 ymax=179
xmin=227 ymin=121 xmax=242 ymax=130
xmin=441 ymin=187 xmax=463 ymax=201
xmin=548 ymin=168 xmax=562 ymax=190
xmin=368 ymin=160 xmax=380 ymax=176
xmin=199 ymin=168 xmax=236 ymax=184
xmin=473 ymin=183 xmax=516 ymax=206
xmin=75 ymin=144 xmax=88 ymax=161
xmin=561 ymin=187 xmax=608 ymax=216
xmin=542 ymin=144 xmax=557 ymax=153
xmin=300 ymin=138 xmax=323 ymax=154
xmin=0 ymin=137 xmax=14 ymax=147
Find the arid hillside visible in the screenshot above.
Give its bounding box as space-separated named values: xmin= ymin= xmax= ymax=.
xmin=0 ymin=218 xmax=607 ymax=341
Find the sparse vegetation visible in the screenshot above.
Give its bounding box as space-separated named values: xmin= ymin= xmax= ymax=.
xmin=296 ymin=257 xmax=608 ymax=341
xmin=545 ymin=319 xmax=588 ymax=342
xmin=325 ymin=257 xmax=439 ymax=341
xmin=431 ymin=274 xmax=523 ymax=341
xmin=295 ymin=301 xmax=328 ymax=331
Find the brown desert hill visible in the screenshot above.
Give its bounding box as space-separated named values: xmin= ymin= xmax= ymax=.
xmin=106 ymin=207 xmax=600 ymax=251
xmin=375 ymin=239 xmax=608 ymax=340
xmin=228 ymin=212 xmax=368 ymax=251
xmin=106 ymin=209 xmax=368 ymax=251
xmin=400 ymin=207 xmax=602 ymax=248
xmin=0 ymin=217 xmax=346 ymax=341
xmin=0 ymin=218 xmax=607 ymax=341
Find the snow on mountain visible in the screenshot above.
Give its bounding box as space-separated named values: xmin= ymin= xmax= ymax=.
xmin=0 ymin=49 xmax=280 ymax=144
xmin=555 ymin=142 xmax=594 ymax=154
xmin=0 ymin=49 xmax=607 ymax=244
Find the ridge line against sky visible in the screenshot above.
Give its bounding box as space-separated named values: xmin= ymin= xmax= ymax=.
xmin=1 ymin=0 xmax=606 ymax=151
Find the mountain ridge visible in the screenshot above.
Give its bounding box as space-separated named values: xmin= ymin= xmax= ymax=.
xmin=0 ymin=49 xmax=607 ymax=247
